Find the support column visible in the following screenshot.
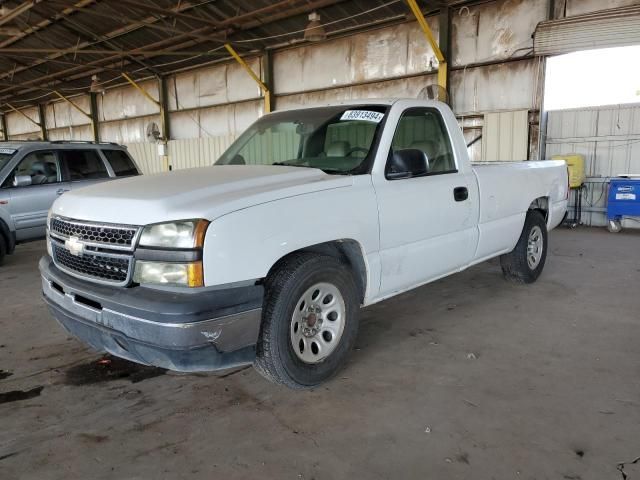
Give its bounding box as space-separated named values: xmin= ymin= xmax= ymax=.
xmin=438 ymin=4 xmax=451 ymax=101
xmin=90 ymin=92 xmax=100 ymax=142
xmin=38 ymin=103 xmax=48 ymax=140
xmin=158 ymin=76 xmax=171 ymax=141
xmin=406 ymin=0 xmax=448 ymax=102
xmin=0 ymin=113 xmax=7 ymax=141
xmin=263 ymin=49 xmax=275 ymax=112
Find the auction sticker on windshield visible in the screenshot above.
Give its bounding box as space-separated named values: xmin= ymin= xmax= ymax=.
xmin=340 ymin=110 xmax=384 ymax=123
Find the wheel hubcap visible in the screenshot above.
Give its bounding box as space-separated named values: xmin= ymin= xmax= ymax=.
xmin=290 ymin=282 xmax=346 ymax=364
xmin=527 ymin=225 xmax=543 ymax=269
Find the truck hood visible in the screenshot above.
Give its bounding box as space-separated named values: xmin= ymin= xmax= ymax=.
xmin=51 ymin=165 xmax=353 ymax=225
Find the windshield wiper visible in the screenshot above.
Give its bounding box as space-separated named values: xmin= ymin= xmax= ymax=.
xmin=271 ymin=162 xmax=350 ymax=175
xmin=320 ymin=168 xmax=350 ymax=175
xmin=272 ymin=162 xmax=307 ymax=167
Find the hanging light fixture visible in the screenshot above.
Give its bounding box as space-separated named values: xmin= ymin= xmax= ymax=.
xmin=304 ymin=12 xmax=326 ymax=42
xmin=89 ymin=74 xmax=103 ymax=93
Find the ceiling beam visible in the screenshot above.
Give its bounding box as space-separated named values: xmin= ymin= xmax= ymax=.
xmin=114 ymin=0 xmax=223 ymax=28
xmin=0 ymin=1 xmax=39 ymax=27
xmin=0 ymin=0 xmax=351 ymax=102
xmin=0 ymin=47 xmax=223 ymax=56
xmin=0 ymin=0 xmax=215 ymax=82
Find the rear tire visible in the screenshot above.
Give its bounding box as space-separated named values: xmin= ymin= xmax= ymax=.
xmin=500 ymin=210 xmax=548 ymax=284
xmin=254 ymin=253 xmax=360 ymax=389
xmin=0 ymin=235 xmax=6 ymax=266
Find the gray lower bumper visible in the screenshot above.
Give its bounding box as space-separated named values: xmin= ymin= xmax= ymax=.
xmin=40 ymin=256 xmax=264 ymax=372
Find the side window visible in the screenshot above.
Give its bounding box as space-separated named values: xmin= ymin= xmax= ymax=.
xmin=102 ymin=150 xmax=139 ymax=177
xmin=61 ymin=150 xmax=109 ymax=181
xmin=390 ymin=108 xmax=456 ymax=174
xmin=2 ymin=151 xmax=60 ymax=187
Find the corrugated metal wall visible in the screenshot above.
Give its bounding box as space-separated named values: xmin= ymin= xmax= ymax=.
xmin=3 ymin=0 xmax=549 ymax=167
xmin=6 ymin=0 xmax=638 ymax=173
xmin=482 ymin=110 xmax=529 ymax=161
xmin=545 ymin=103 xmax=640 ymax=227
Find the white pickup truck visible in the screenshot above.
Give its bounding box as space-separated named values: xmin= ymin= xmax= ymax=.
xmin=40 ymin=99 xmax=568 ymax=388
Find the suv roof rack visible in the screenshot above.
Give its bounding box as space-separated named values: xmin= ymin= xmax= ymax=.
xmin=48 ymin=140 xmax=122 ymax=145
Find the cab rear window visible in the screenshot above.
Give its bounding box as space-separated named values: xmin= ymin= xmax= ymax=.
xmin=102 ymin=150 xmax=139 ymax=177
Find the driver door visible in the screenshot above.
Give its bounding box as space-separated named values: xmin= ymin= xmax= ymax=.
xmin=374 ymin=107 xmax=477 ymax=296
xmin=4 ymin=150 xmax=69 ymax=240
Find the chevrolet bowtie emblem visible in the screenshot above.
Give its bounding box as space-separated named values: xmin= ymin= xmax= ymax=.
xmin=65 ymin=236 xmax=84 ymax=257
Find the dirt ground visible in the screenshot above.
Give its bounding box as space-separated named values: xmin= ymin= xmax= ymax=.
xmin=1 ymin=227 xmax=639 ymax=480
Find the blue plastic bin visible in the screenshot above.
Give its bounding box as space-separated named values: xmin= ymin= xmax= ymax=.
xmin=607 ymin=177 xmax=640 ymax=223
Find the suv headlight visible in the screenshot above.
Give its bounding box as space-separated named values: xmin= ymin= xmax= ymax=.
xmin=139 ymin=219 xmax=208 ymax=249
xmin=134 ymin=219 xmax=209 ymax=287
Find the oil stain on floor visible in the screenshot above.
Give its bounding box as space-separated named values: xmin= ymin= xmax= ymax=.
xmin=0 ymin=386 xmax=44 ymax=405
xmin=64 ymin=355 xmax=166 ymax=386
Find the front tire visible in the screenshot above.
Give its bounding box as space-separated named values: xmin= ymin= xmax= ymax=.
xmin=500 ymin=210 xmax=548 ymax=284
xmin=254 ymin=253 xmax=360 ymax=389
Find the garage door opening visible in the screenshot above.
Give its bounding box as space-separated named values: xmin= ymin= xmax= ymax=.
xmin=544 ymin=45 xmax=640 ymax=110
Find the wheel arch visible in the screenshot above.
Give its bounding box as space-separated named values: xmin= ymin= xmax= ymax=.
xmin=265 ymin=239 xmax=368 ymax=304
xmin=528 ymin=196 xmax=549 ymax=223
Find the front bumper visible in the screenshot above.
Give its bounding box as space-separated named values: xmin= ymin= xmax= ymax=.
xmin=39 ymin=256 xmax=263 ymax=372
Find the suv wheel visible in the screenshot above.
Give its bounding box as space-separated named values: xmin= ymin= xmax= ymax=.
xmin=254 ymin=253 xmax=360 ymax=389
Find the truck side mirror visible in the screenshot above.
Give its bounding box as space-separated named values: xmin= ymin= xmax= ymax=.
xmin=13 ymin=175 xmax=32 ymax=187
xmin=386 ymin=149 xmax=430 ymax=180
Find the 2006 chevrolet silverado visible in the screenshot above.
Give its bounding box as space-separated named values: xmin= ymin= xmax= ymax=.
xmin=40 ymin=99 xmax=568 ymax=388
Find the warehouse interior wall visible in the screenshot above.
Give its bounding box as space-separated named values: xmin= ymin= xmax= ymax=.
xmin=3 ymin=0 xmax=640 ymax=175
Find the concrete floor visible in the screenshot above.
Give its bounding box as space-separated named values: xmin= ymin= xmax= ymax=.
xmin=1 ymin=228 xmax=639 ymax=480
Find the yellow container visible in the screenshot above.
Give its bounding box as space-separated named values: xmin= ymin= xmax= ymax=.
xmin=552 ymin=154 xmax=585 ymax=188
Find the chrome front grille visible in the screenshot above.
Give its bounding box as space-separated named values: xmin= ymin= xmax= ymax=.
xmin=50 ymin=217 xmax=139 ymax=250
xmin=52 ymin=241 xmax=132 ymax=285
xmin=49 ymin=217 xmax=140 ymax=286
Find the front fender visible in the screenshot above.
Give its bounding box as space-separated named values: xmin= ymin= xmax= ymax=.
xmin=202 ymin=177 xmax=379 ymax=294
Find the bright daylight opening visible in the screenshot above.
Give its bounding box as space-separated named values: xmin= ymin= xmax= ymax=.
xmin=544 ymin=45 xmax=640 ymax=110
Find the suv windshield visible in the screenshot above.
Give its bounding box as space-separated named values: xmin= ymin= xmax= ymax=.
xmin=215 ymin=105 xmax=388 ymax=174
xmin=0 ymin=148 xmax=16 ymax=171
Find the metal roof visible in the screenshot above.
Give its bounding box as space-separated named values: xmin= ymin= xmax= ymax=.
xmin=0 ymin=0 xmax=445 ymax=109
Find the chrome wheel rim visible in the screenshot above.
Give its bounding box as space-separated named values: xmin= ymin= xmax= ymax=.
xmin=290 ymin=282 xmax=346 ymax=364
xmin=527 ymin=225 xmax=543 ymax=269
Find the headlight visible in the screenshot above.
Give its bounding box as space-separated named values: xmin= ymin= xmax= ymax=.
xmin=139 ymin=219 xmax=209 ymax=249
xmin=47 ymin=209 xmax=52 ymax=229
xmin=133 ymin=261 xmax=204 ymax=287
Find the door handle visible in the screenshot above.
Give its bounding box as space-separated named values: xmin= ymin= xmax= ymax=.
xmin=453 ymin=186 xmax=468 ymax=202
xmin=56 ymin=188 xmax=69 ymax=195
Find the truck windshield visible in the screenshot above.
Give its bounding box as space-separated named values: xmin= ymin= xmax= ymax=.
xmin=215 ymin=105 xmax=388 ymax=174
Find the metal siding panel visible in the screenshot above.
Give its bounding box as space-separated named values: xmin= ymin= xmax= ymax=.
xmin=167 ymin=136 xmax=236 ymax=171
xmin=45 ymin=96 xmax=91 ymax=129
xmin=6 ymin=107 xmax=40 ymax=136
xmin=450 ymin=60 xmax=538 ymax=115
xmin=48 ymin=125 xmax=93 ymax=141
xmin=273 ymin=19 xmax=438 ymax=96
xmin=452 ymin=0 xmax=547 ymax=66
xmin=126 ymin=142 xmax=162 ymax=175
xmin=98 ymin=81 xmax=160 ymax=122
xmin=545 ymin=104 xmax=640 ymax=226
xmin=482 ymin=110 xmax=528 ymax=161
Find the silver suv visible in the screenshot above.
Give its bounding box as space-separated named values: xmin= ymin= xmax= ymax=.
xmin=0 ymin=141 xmax=141 ymax=264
